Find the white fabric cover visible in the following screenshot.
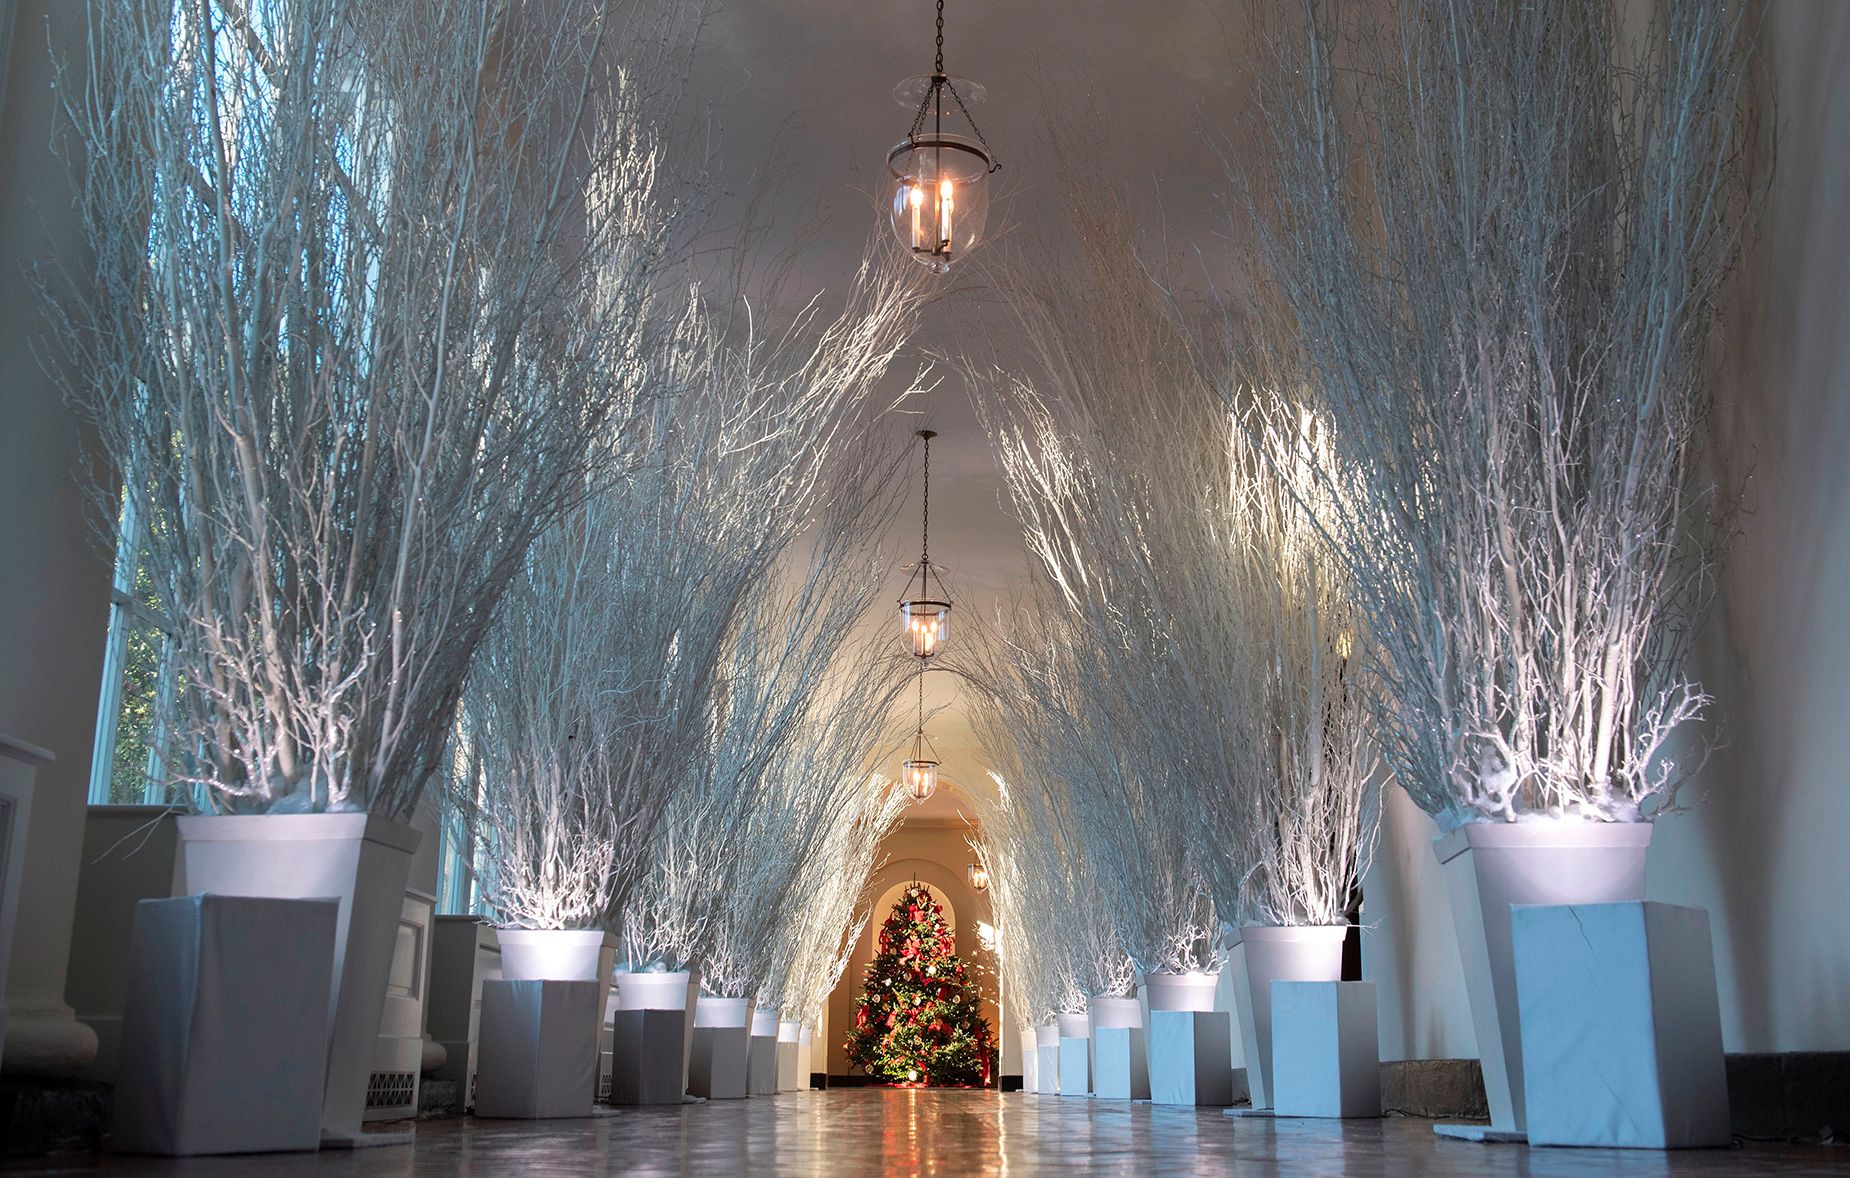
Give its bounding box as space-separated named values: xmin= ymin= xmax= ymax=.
xmin=112 ymin=894 xmax=337 ymax=1155
xmin=1271 ymin=980 xmax=1380 ymax=1119
xmin=1512 ymin=901 xmax=1729 ymax=1148
xmin=1147 ymin=1010 xmax=1234 ymax=1107
xmin=474 ymin=979 xmax=599 ymax=1119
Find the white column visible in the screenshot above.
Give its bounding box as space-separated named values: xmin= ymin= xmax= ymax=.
xmin=0 ymin=0 xmax=107 ymax=1077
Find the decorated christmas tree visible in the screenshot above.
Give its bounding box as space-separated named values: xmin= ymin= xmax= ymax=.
xmin=843 ymin=883 xmax=994 ymax=1086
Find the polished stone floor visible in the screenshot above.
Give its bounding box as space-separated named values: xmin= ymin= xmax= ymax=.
xmin=4 ymin=1090 xmax=1843 ymax=1176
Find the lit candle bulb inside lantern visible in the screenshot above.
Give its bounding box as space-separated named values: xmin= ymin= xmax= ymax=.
xmin=938 ymin=178 xmax=954 ymax=248
xmin=909 ymin=183 xmax=924 ymax=250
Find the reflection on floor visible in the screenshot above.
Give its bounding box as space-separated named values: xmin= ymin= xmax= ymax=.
xmin=3 ymin=1089 xmax=1842 ymax=1176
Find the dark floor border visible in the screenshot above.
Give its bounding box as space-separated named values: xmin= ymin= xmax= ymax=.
xmin=1383 ymin=1055 xmax=1847 ymax=1144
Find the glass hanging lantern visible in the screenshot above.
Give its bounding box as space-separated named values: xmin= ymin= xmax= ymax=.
xmin=966 ymin=862 xmax=990 ymax=892
xmin=902 ymin=673 xmax=940 ymax=804
xmin=899 ymin=429 xmax=951 ymax=659
xmin=887 ymin=0 xmax=999 ymax=274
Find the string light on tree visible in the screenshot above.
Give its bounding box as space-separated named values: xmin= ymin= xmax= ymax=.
xmin=886 ymin=0 xmax=1000 ymax=273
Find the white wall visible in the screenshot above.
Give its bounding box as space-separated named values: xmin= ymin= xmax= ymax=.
xmin=0 ymin=0 xmax=106 ymax=1077
xmin=1361 ymin=2 xmax=1850 ymax=1061
xmin=1645 ymin=1 xmax=1850 ymax=1055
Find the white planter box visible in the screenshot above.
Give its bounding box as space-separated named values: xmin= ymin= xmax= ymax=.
xmin=497 ymin=929 xmax=616 ymax=1104
xmin=614 ymin=969 xmax=697 ymax=1101
xmin=426 ymin=918 xmax=501 ymax=1109
xmin=690 ymin=994 xmax=751 ymax=1099
xmin=173 ymin=812 xmax=421 ymax=1146
xmin=1433 ymin=819 xmax=1651 ymax=1140
xmin=775 ymin=1019 xmax=801 ymax=1092
xmin=1230 ymin=926 xmax=1346 ymax=1110
xmin=112 ymin=895 xmax=337 ymax=1155
xmin=1148 ymin=1010 xmax=1233 ymax=1107
xmin=1019 ymin=1027 xmax=1039 ymax=1093
xmin=1138 ymin=971 xmax=1219 ymax=1014
xmin=690 ymin=1026 xmax=750 ymax=1099
xmin=748 ymin=1006 xmax=780 ymax=1096
xmin=0 ymin=734 xmax=50 ymax=1077
xmin=696 ymin=995 xmax=752 ymax=1028
xmin=1271 ymin=981 xmax=1379 ymax=1119
xmin=1034 ymin=1024 xmax=1059 ymax=1094
xmin=474 ymin=979 xmax=599 ymax=1119
xmin=1513 ymin=901 xmax=1729 ymax=1148
xmin=610 ymin=1008 xmax=688 ymax=1104
xmin=1092 ymin=1026 xmax=1150 ymax=1100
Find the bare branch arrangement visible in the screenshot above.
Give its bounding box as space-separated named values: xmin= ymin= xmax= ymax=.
xmin=958 ymin=596 xmax=1218 ymax=978
xmin=52 ymin=0 xmax=698 ymax=818
xmin=963 ymin=164 xmax=1381 ymax=955
xmin=628 ymin=479 xmax=914 ymax=981
xmin=1231 ymin=0 xmax=1756 ymax=828
xmin=764 ymin=773 xmax=909 ymax=1020
xmin=466 ymin=250 xmax=926 ymax=935
xmin=969 ymin=761 xmax=1136 ymax=1022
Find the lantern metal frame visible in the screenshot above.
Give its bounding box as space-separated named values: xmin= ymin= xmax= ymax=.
xmin=901 ymin=672 xmax=941 ymax=804
xmin=886 ymin=0 xmax=999 ymax=271
xmin=899 ymin=429 xmax=952 ymax=659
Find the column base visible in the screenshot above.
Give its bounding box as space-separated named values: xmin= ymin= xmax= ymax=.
xmin=1 ymin=1005 xmax=97 ymax=1079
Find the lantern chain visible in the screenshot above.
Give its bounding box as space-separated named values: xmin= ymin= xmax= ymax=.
xmin=935 ymin=0 xmax=944 ymax=75
xmin=921 ymin=429 xmax=931 ymax=574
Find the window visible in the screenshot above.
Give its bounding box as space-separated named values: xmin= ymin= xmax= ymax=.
xmin=87 ymin=493 xmax=182 ymax=805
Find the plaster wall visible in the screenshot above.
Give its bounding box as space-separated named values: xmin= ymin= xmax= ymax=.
xmin=0 ymin=0 xmax=107 ymax=1076
xmin=1363 ymin=2 xmax=1850 ymax=1061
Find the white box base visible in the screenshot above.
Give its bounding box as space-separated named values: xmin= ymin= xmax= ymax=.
xmin=112 ymin=895 xmax=338 ymax=1155
xmin=1035 ymin=1044 xmax=1059 ymax=1094
xmin=1092 ymin=1026 xmax=1149 ymax=1100
xmin=1057 ymin=1036 xmax=1090 ymax=1096
xmin=1512 ymin=901 xmax=1730 ymax=1149
xmin=1271 ymin=981 xmax=1379 ymax=1118
xmin=747 ymin=1034 xmax=779 ymax=1096
xmin=474 ymin=979 xmax=599 ymax=1119
xmin=610 ymin=1008 xmax=689 ymax=1105
xmin=690 ymin=1026 xmax=750 ymax=1099
xmin=1147 ymin=1010 xmax=1234 ymax=1107
xmin=775 ymin=1038 xmax=801 ymax=1092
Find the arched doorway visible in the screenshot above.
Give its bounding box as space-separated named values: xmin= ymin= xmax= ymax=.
xmin=822 ymin=797 xmax=1004 ymax=1083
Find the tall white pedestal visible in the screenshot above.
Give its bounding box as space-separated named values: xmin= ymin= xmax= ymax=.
xmin=776 ymin=1019 xmax=802 ymax=1092
xmin=1034 ymin=1023 xmax=1059 ymax=1094
xmin=1512 ymin=901 xmax=1730 ymax=1149
xmin=1148 ymin=1010 xmax=1233 ymax=1107
xmin=747 ymin=1007 xmax=780 ymax=1096
xmin=1092 ymin=1026 xmax=1149 ymax=1100
xmin=474 ymin=979 xmax=599 ymax=1119
xmin=691 ymin=1026 xmax=750 ymax=1099
xmin=1271 ymin=981 xmax=1379 ymax=1119
xmin=1058 ymin=1036 xmax=1090 ymax=1096
xmin=610 ymin=1007 xmax=688 ymax=1105
xmin=112 ymin=895 xmax=337 ymax=1155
